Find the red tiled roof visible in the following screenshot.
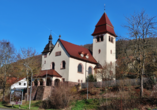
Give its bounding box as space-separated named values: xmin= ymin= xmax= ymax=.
xmin=36 ymin=69 xmax=62 ymax=77
xmin=6 ymin=77 xmax=24 ymax=85
xmin=92 ymin=13 xmax=116 ymax=36
xmin=59 ymin=39 xmax=97 ymax=64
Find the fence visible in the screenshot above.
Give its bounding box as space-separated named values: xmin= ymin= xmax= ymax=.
xmin=81 ymin=78 xmax=149 ymax=88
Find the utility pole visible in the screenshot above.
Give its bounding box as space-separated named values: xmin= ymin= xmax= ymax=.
xmin=24 ymin=64 xmax=33 ymax=110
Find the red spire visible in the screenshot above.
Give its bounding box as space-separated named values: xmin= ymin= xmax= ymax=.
xmin=92 ymin=13 xmax=116 ymax=37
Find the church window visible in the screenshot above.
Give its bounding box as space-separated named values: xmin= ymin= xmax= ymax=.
xmin=88 ymin=67 xmax=92 ymax=75
xmin=98 ymin=49 xmax=101 ymax=54
xmin=78 ymin=64 xmax=83 ymax=73
xmin=55 ymin=51 xmax=61 ymax=56
xmin=100 ymin=35 xmax=103 ymax=41
xmin=52 ymin=62 xmax=55 ymax=69
xmin=61 ymin=61 xmax=66 ymax=69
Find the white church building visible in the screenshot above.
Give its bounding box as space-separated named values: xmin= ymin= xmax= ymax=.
xmin=32 ymin=12 xmax=116 ymax=87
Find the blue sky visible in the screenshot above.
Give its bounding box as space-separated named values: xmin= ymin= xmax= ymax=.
xmin=0 ymin=0 xmax=157 ymax=54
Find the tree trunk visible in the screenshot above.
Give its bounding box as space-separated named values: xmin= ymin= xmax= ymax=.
xmin=140 ymin=74 xmax=143 ymax=98
xmin=2 ymin=81 xmax=6 ymax=102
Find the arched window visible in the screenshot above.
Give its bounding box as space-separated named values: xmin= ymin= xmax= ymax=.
xmin=88 ymin=67 xmax=92 ymax=75
xmin=78 ymin=64 xmax=82 ymax=73
xmin=61 ymin=61 xmax=66 ymax=69
xmin=52 ymin=62 xmax=55 ymax=70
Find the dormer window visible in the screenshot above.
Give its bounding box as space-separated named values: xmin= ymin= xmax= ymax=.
xmin=79 ymin=51 xmax=84 ymax=57
xmin=86 ymin=55 xmax=89 ymax=59
xmin=19 ymin=82 xmax=21 ymax=85
xmin=80 ymin=54 xmax=84 ymax=57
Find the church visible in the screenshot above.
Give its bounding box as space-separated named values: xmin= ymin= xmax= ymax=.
xmin=33 ymin=12 xmax=116 ymax=87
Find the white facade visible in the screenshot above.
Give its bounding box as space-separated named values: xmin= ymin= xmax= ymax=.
xmin=93 ymin=33 xmax=116 ymax=66
xmin=41 ymin=40 xmax=97 ymax=83
xmin=68 ymin=57 xmax=96 ymax=83
xmin=41 ymin=40 xmax=70 ymax=81
xmin=93 ymin=33 xmax=116 ymax=78
xmin=11 ymin=78 xmax=27 ymax=89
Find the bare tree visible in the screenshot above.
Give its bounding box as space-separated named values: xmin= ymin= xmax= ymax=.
xmin=17 ymin=47 xmax=39 ymax=101
xmin=123 ymin=11 xmax=157 ymax=97
xmin=96 ymin=62 xmax=115 ymax=83
xmin=0 ymin=40 xmax=16 ymax=101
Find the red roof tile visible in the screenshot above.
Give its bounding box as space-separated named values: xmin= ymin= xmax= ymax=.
xmin=36 ymin=69 xmax=62 ymax=77
xmin=92 ymin=13 xmax=116 ymax=36
xmin=59 ymin=39 xmax=97 ymax=64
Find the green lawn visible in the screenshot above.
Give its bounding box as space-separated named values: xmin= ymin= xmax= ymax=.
xmin=0 ymin=101 xmax=51 ymax=110
xmin=71 ymin=98 xmax=103 ymax=110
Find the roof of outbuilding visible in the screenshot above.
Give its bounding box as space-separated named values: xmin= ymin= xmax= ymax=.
xmin=92 ymin=12 xmax=116 ymax=36
xmin=94 ymin=63 xmax=103 ymax=69
xmin=36 ymin=69 xmax=62 ymax=77
xmin=59 ymin=39 xmax=97 ymax=64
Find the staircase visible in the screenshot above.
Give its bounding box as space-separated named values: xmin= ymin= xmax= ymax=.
xmin=35 ymin=86 xmax=45 ymax=100
xmin=42 ymin=86 xmax=52 ymax=100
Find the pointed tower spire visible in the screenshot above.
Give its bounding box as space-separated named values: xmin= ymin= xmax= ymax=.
xmin=92 ymin=12 xmax=116 ymax=36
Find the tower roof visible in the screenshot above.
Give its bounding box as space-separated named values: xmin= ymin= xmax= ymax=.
xmin=42 ymin=34 xmax=54 ymax=54
xmin=92 ymin=13 xmax=116 ymax=36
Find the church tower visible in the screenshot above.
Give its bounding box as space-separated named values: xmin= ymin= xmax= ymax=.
xmin=92 ymin=12 xmax=116 ymax=68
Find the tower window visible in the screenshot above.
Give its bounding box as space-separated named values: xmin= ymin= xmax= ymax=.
xmin=110 ymin=50 xmax=112 ymax=54
xmin=44 ymin=61 xmax=46 ymax=64
xmin=100 ymin=36 xmax=103 ymax=41
xmin=109 ymin=36 xmax=114 ymax=43
xmin=97 ymin=37 xmax=100 ymax=42
xmin=109 ymin=36 xmax=111 ymax=41
xmin=96 ymin=36 xmax=103 ymax=42
xmin=98 ymin=49 xmax=101 ymax=54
